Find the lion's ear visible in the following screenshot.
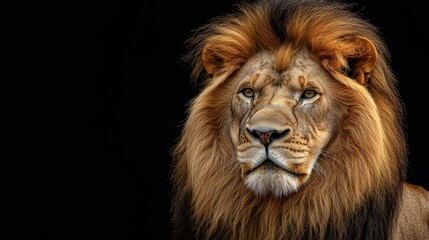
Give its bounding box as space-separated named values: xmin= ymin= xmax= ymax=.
xmin=202 ymin=44 xmax=224 ymax=75
xmin=346 ymin=37 xmax=378 ymax=84
xmin=320 ymin=36 xmax=378 ymax=85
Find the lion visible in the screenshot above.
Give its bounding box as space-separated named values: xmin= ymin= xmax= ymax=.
xmin=170 ymin=0 xmax=429 ymax=239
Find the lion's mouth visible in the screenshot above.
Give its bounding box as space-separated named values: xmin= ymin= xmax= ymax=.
xmin=247 ymin=159 xmax=306 ymax=178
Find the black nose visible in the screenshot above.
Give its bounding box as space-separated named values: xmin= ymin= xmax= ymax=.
xmin=249 ymin=129 xmax=290 ymax=146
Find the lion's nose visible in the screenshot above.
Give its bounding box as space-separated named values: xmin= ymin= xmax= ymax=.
xmin=249 ymin=129 xmax=290 ymax=146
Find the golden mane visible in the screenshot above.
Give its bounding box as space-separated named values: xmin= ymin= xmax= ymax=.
xmin=171 ymin=0 xmax=412 ymax=239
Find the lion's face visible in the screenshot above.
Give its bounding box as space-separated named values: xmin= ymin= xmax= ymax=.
xmin=229 ymin=51 xmax=340 ymax=197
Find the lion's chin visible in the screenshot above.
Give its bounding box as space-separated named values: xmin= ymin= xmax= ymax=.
xmin=244 ymin=162 xmax=307 ymax=197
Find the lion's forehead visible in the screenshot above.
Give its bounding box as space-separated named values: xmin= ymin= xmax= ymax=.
xmin=239 ymin=51 xmax=325 ymax=90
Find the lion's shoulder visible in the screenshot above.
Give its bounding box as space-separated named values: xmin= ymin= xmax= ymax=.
xmin=393 ymin=183 xmax=429 ymax=239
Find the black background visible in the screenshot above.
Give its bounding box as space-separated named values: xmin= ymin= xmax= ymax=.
xmin=1 ymin=1 xmax=428 ymax=239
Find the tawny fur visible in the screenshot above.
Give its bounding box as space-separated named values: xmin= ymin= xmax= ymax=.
xmin=171 ymin=0 xmax=429 ymax=239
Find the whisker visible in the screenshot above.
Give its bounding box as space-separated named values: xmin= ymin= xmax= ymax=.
xmin=313 ymin=162 xmax=327 ymax=180
xmin=304 ymin=146 xmax=350 ymax=179
xmin=318 ymin=150 xmax=348 ymax=169
xmin=220 ymin=156 xmax=241 ymax=173
xmin=306 ymin=146 xmax=347 ymax=169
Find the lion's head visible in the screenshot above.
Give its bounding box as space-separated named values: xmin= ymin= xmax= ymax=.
xmin=170 ymin=0 xmax=409 ymax=239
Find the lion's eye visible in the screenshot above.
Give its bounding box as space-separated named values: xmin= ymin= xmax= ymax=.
xmin=240 ymin=88 xmax=255 ymax=98
xmin=300 ymin=89 xmax=318 ymax=100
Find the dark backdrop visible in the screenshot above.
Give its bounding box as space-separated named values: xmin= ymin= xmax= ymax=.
xmin=1 ymin=1 xmax=428 ymax=239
